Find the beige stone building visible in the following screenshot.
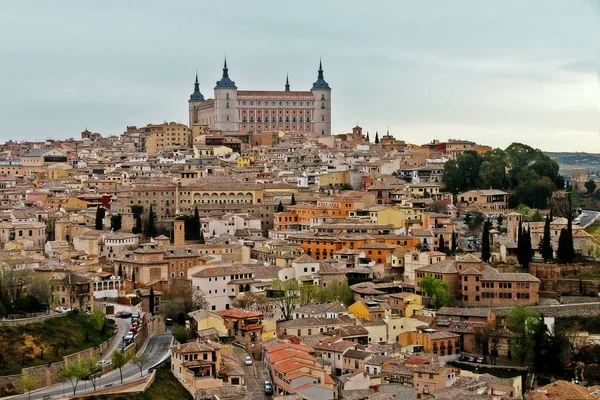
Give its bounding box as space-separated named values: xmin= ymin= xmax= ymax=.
xmin=146 ymin=122 xmax=191 ymax=154
xmin=188 ymin=59 xmax=332 ymax=136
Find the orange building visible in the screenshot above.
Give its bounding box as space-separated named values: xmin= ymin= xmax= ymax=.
xmin=289 ymin=233 xmax=419 ymax=261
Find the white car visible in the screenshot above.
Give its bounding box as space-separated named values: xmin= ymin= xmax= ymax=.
xmin=124 ymin=332 xmax=135 ymax=341
xmin=244 ymin=356 xmax=253 ymax=366
xmin=96 ymin=360 xmax=111 ymax=368
xmin=54 ymin=306 xmax=72 ymax=313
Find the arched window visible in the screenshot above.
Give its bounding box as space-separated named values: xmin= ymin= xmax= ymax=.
xmin=226 ymin=93 xmax=230 ymax=100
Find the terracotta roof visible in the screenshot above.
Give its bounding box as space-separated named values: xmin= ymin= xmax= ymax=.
xmin=217 ymin=309 xmax=262 ymax=319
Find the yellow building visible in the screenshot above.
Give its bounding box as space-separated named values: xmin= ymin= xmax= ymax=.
xmin=236 ymin=155 xmax=253 ymax=167
xmin=146 ymin=121 xmax=191 ymax=154
xmin=47 ymin=163 xmax=73 ymax=180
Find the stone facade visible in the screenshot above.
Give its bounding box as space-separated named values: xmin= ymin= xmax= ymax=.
xmin=189 ymin=60 xmax=332 ymax=136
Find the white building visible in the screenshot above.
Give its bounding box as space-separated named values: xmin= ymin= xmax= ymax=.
xmin=189 ymin=264 xmax=255 ymax=311
xmin=201 ymin=213 xmax=261 ymax=238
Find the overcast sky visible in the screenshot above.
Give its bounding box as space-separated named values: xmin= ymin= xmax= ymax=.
xmin=1 ymin=0 xmax=598 ymax=152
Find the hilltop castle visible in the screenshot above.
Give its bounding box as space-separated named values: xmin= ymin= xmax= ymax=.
xmin=188 ymin=59 xmax=332 ymax=137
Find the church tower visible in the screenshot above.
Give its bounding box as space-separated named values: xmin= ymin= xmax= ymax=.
xmin=213 ymin=58 xmax=238 ymax=133
xmin=188 ymin=72 xmax=205 ymax=127
xmin=311 ymin=60 xmax=332 ymax=135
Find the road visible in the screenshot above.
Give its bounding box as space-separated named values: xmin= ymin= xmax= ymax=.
xmin=578 ymin=210 xmax=600 ymax=228
xmin=102 ymin=316 xmax=131 ymax=362
xmin=232 ymin=346 xmax=270 ymax=399
xmin=10 ymin=333 xmax=173 ymax=400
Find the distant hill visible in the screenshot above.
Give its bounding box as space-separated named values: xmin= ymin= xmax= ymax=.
xmin=545 ymin=152 xmax=600 ymax=171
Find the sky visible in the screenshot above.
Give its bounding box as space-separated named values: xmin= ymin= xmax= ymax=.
xmin=0 ymin=0 xmax=598 ymax=152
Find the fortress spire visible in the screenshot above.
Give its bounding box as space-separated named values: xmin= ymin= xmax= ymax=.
xmin=285 ymin=74 xmax=290 ymax=91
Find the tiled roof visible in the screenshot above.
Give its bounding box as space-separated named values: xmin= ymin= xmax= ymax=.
xmin=217 ymin=309 xmax=262 ymax=319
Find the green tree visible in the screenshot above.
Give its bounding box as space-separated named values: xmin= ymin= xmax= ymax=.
xmin=506 ymin=306 xmax=542 ymax=366
xmin=193 ymin=205 xmax=201 ymax=240
xmin=172 ymin=325 xmax=193 ymax=344
xmin=95 ymin=206 xmax=105 ymax=230
xmin=146 ymin=204 xmax=157 ymax=238
xmin=530 ymin=211 xmax=544 ymax=222
xmin=149 ymin=287 xmax=155 ymax=315
xmin=542 ymin=213 xmax=553 ymax=261
xmin=442 ymin=151 xmax=484 ymax=194
xmin=130 ymin=205 xmax=144 ymax=218
xmin=61 ymin=361 xmax=88 ymax=396
xmin=89 ymin=310 xmax=106 ymax=332
xmin=131 ymin=354 xmax=150 ymax=378
xmin=290 ymin=193 xmax=296 ymax=206
xmin=110 ymin=214 xmax=122 ymax=231
xmin=277 ymin=201 xmax=284 ymax=212
xmin=585 ymin=179 xmax=597 ymax=194
xmin=133 ymin=215 xmax=142 ymax=234
xmin=478 ymin=148 xmax=508 ymax=189
xmin=438 ymin=235 xmax=446 ymax=254
xmin=270 ymin=279 xmax=299 ymax=321
xmin=118 ymin=264 xmax=123 ymax=277
xmin=557 ymin=194 xmax=575 ymax=263
xmin=497 ymin=214 xmax=504 ymax=227
xmin=21 ymin=374 xmax=41 ymax=400
xmin=418 ymin=276 xmax=452 ymax=309
xmin=481 ymin=221 xmax=491 ymax=262
xmin=451 ymin=232 xmax=458 ymax=254
xmin=111 ymin=351 xmax=130 ymax=384
xmin=374 ymin=131 xmax=379 ymax=144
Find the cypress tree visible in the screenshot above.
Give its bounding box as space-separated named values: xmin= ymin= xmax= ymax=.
xmin=95 ymin=206 xmax=105 ymax=230
xmin=439 ymin=235 xmax=446 ymax=253
xmin=366 ymin=132 xmax=370 ymax=142
xmin=451 ymin=232 xmax=458 ymax=253
xmin=132 ymin=270 xmax=136 ymax=289
xmin=522 ymin=225 xmax=532 ymax=269
xmin=482 ymin=221 xmax=491 ymax=262
xmin=290 ymin=193 xmax=296 ymax=206
xmin=146 ymin=205 xmax=157 ymax=238
xmin=194 ymin=205 xmax=200 ymax=240
xmin=517 ymin=220 xmax=524 ymax=266
xmin=149 ymin=287 xmax=155 ymax=315
xmin=541 ymin=213 xmax=553 ymax=261
xmin=558 ymin=195 xmax=576 ymax=263
xmin=375 ymin=131 xmax=380 ymax=144
xmin=133 ymin=215 xmax=142 ymax=234
xmin=117 ymin=264 xmax=123 ymax=278
xmin=277 ymin=201 xmax=284 ymax=212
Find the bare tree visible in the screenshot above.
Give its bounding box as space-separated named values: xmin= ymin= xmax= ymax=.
xmin=131 ymin=354 xmax=150 ymax=377
xmin=270 ymin=279 xmax=299 ymax=321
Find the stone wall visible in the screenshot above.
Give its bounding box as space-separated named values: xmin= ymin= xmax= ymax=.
xmin=539 ymin=279 xmax=600 ymax=296
xmin=0 ymin=334 xmax=116 ymax=395
xmin=0 ymin=312 xmax=67 ymax=327
xmin=529 ymin=262 xmax=600 ymax=279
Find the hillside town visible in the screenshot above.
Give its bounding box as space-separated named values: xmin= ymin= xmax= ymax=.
xmin=1 ymin=60 xmax=600 ymax=400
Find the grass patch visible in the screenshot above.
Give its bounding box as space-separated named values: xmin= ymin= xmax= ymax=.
xmin=585 ymin=222 xmax=600 ymax=244
xmin=0 ymin=312 xmax=115 ymax=375
xmin=580 ymin=274 xmax=600 ymax=280
xmin=77 ymin=366 xmax=193 ymax=400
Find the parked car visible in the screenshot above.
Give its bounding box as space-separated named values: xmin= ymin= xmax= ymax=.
xmin=244 ymin=356 xmax=253 ymax=366
xmin=54 ymin=306 xmax=71 ymax=313
xmin=165 ymin=318 xmax=173 ymax=326
xmin=129 ymin=326 xmax=138 ymax=334
xmin=120 ymin=311 xmax=132 ymax=318
xmin=131 ymin=312 xmax=140 ymax=319
xmin=132 ymin=317 xmax=140 ymax=325
xmin=476 ymin=357 xmax=484 ymax=364
xmin=118 ymin=341 xmax=128 ymax=350
xmin=264 ymin=383 xmax=273 ymax=395
xmin=124 ymin=332 xmax=135 ymax=341
xmin=115 ymin=311 xmax=123 ymax=318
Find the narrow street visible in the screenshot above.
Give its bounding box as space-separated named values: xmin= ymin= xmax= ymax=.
xmin=232 ymin=345 xmax=271 ymax=399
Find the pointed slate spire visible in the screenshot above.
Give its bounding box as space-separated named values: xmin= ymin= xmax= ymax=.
xmin=318 ymin=59 xmax=324 ymax=79
xmin=189 ymin=70 xmax=205 ymax=102
xmin=285 ymin=74 xmax=290 ymax=91
xmin=223 ymin=57 xmax=229 ymax=78
xmin=215 ymin=57 xmax=237 ymax=89
xmin=311 ymin=59 xmax=330 ymax=90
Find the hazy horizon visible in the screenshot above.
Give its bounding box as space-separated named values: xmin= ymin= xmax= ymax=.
xmin=1 ymin=0 xmax=598 ymax=152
